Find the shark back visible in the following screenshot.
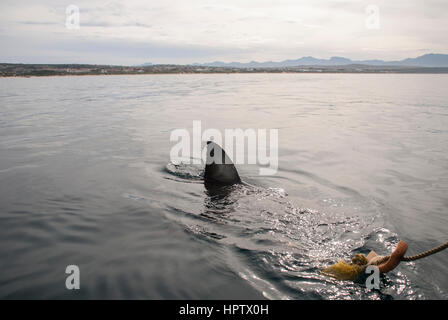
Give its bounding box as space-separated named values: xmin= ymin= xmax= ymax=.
xmin=204 ymin=141 xmax=241 ymax=186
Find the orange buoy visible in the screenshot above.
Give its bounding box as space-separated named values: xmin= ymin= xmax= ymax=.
xmin=367 ymin=241 xmax=408 ymax=273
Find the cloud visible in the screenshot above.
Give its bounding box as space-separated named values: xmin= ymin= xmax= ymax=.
xmin=0 ymin=0 xmax=447 ymax=64
xmin=19 ymin=21 xmax=59 ymax=25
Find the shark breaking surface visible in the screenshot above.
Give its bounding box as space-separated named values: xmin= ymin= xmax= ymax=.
xmin=204 ymin=141 xmax=241 ymax=187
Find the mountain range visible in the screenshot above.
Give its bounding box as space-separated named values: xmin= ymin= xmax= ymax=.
xmin=187 ymin=53 xmax=448 ymax=68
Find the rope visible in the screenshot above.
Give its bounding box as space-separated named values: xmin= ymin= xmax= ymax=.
xmin=371 ymin=241 xmax=448 ymax=265
xmin=402 ymin=241 xmax=448 ymax=261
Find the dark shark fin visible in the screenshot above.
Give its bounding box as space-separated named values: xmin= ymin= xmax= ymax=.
xmin=204 ymin=141 xmax=241 ymax=186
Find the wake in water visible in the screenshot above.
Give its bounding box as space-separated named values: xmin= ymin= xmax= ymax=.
xmin=163 ymin=161 xmax=418 ymax=300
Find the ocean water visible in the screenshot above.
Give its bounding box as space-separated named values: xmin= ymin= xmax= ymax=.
xmin=0 ymin=73 xmax=447 ymax=299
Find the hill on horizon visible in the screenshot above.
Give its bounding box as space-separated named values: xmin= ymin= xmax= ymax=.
xmin=176 ymin=53 xmax=448 ymax=68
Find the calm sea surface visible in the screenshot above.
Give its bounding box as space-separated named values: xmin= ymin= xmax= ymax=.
xmin=0 ymin=74 xmax=447 ymax=299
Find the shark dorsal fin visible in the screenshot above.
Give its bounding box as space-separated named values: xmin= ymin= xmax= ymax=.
xmin=204 ymin=141 xmax=241 ymax=185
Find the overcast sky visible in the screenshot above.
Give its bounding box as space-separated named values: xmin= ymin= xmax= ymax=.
xmin=0 ymin=0 xmax=447 ymax=65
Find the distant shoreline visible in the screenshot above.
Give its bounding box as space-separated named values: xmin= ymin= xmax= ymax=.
xmin=2 ymin=71 xmax=448 ymax=78
xmin=2 ymin=63 xmax=448 ymax=77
